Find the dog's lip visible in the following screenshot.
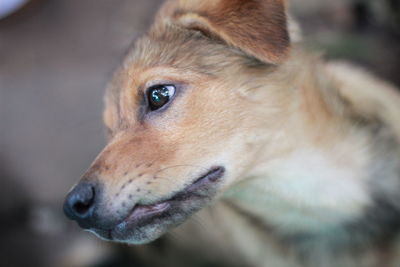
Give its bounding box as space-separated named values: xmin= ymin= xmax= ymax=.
xmin=109 ymin=166 xmax=225 ymax=237
xmin=124 ymin=166 xmax=224 ymax=221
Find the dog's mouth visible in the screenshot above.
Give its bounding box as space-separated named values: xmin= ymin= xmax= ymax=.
xmin=93 ymin=166 xmax=225 ymax=243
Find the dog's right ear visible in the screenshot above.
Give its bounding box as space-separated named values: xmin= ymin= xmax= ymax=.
xmin=159 ymin=0 xmax=290 ymax=64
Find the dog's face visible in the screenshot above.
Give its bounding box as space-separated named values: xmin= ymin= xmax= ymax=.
xmin=64 ymin=0 xmax=290 ymax=244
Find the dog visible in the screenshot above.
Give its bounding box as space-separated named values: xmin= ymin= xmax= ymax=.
xmin=63 ymin=0 xmax=400 ymax=266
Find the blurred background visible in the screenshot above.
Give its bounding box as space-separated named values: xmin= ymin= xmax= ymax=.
xmin=0 ymin=0 xmax=399 ymax=266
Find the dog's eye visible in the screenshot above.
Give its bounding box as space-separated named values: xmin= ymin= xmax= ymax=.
xmin=147 ymin=84 xmax=176 ymax=111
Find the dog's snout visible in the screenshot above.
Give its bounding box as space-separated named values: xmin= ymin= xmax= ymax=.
xmin=63 ymin=182 xmax=96 ymax=225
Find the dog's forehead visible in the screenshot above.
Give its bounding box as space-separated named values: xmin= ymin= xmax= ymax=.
xmin=126 ymin=26 xmax=234 ymax=74
xmin=106 ymin=29 xmax=212 ymax=93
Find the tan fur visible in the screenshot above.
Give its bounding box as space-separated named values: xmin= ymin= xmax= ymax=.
xmin=161 ymin=0 xmax=290 ymax=63
xmin=73 ymin=0 xmax=400 ymax=266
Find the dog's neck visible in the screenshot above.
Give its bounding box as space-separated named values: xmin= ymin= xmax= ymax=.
xmin=223 ymin=50 xmax=400 ymax=243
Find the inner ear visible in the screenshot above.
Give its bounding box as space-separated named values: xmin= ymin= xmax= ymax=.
xmin=174 ymin=0 xmax=290 ymax=64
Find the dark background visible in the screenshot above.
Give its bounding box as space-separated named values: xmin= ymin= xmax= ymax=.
xmin=0 ymin=0 xmax=399 ymax=266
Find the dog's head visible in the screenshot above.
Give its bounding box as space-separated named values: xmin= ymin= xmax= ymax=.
xmin=64 ymin=0 xmax=290 ymax=244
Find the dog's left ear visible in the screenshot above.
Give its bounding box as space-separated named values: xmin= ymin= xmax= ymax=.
xmin=162 ymin=0 xmax=290 ymax=64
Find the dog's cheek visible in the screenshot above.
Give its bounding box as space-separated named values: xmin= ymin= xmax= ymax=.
xmin=169 ymin=83 xmax=250 ymax=166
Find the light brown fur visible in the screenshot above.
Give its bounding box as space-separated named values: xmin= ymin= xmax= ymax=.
xmin=68 ymin=0 xmax=400 ymax=266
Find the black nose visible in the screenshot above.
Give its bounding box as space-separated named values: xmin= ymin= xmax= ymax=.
xmin=63 ymin=182 xmax=96 ymax=227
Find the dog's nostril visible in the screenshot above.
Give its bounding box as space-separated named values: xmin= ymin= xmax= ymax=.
xmin=64 ymin=182 xmax=96 ymax=221
xmin=73 ymin=197 xmax=93 ymax=215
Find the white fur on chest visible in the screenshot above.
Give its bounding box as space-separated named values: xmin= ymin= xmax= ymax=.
xmin=225 ymin=147 xmax=372 ymax=234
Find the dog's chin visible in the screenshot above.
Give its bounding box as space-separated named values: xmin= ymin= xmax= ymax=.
xmin=89 ymin=166 xmax=225 ymax=244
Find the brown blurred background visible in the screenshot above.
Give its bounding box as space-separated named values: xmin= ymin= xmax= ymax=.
xmin=0 ymin=0 xmax=399 ymax=266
